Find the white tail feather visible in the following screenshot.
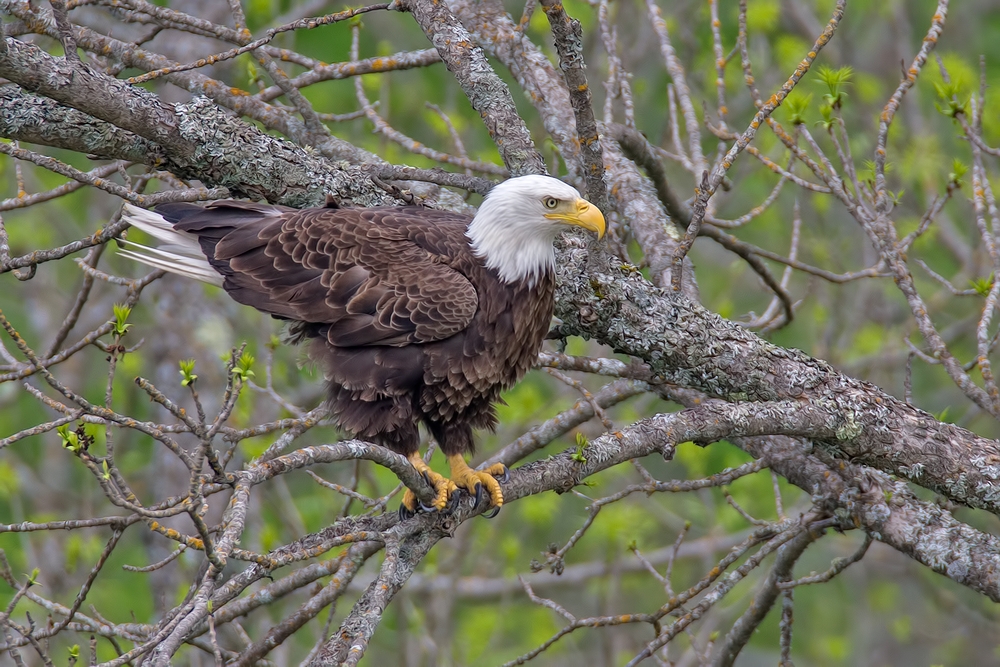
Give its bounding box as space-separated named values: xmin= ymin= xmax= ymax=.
xmin=119 ymin=204 xmax=223 ymax=286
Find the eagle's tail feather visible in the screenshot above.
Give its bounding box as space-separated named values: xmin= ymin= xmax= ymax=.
xmin=119 ymin=204 xmax=223 ymax=286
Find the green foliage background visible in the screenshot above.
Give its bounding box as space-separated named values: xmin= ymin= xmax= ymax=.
xmin=3 ymin=0 xmax=1000 ymax=664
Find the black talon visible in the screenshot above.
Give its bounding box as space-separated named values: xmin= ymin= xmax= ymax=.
xmin=497 ymin=466 xmax=510 ymax=483
xmin=417 ymin=471 xmax=437 ymax=512
xmin=419 ymin=499 xmax=438 ymax=513
xmin=473 ymin=482 xmax=484 ymax=507
xmin=483 ymin=505 xmax=502 ymax=519
xmin=447 ymin=488 xmax=461 ymax=513
xmin=398 ymin=504 xmax=416 ymax=520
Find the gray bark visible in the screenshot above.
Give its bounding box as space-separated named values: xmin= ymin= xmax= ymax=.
xmin=553 ymin=235 xmax=1000 ymax=515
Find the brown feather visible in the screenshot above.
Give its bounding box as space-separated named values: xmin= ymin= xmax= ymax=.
xmin=156 ymin=200 xmax=555 ymax=458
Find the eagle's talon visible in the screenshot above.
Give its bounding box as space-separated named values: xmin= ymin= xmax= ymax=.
xmin=483 ymin=506 xmax=502 ymax=519
xmin=419 ymin=499 xmax=438 ymax=513
xmin=406 ymin=453 xmax=457 ymax=512
xmin=479 ymin=462 xmax=509 ymax=482
xmin=447 ymin=453 xmax=504 ymax=512
xmin=405 ymin=454 xmax=508 ymax=516
xmin=399 ymin=485 xmax=423 ymax=518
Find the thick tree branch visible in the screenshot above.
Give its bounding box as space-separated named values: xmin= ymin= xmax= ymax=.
xmin=751 ymin=433 xmax=1000 ymax=601
xmin=2 ymin=0 xmax=373 ymax=164
xmin=0 ymin=36 xmax=194 ymax=157
xmin=0 ymin=87 xmax=394 ymax=209
xmin=657 ymin=383 xmax=1000 ymax=602
xmin=0 ymin=88 xmax=169 ymax=165
xmin=553 ymin=237 xmax=1000 ymax=516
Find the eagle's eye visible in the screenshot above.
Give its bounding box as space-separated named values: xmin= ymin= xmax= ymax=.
xmin=543 ymin=197 xmax=559 ymax=209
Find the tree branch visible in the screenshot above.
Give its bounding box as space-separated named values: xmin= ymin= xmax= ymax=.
xmin=540 ymin=0 xmax=605 ymax=208
xmin=553 ymin=237 xmax=1000 ymax=516
xmin=713 ymin=530 xmax=817 ymax=666
xmin=0 ymin=35 xmax=194 ymax=157
xmin=0 ymin=88 xmax=169 ymax=165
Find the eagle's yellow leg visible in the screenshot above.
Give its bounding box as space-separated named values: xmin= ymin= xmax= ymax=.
xmin=401 ymin=452 xmax=457 ymax=512
xmin=447 ymin=454 xmax=506 ymax=509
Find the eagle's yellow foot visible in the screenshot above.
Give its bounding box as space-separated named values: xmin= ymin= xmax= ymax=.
xmin=401 ymin=453 xmax=457 ymax=516
xmin=448 ymin=454 xmax=506 ymax=515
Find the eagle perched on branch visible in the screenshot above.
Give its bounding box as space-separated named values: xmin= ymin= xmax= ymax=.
xmin=120 ymin=175 xmax=605 ymax=515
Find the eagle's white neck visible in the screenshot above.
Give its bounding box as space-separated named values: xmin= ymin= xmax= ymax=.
xmin=466 ymin=176 xmax=580 ymax=286
xmin=467 ymin=208 xmax=557 ymax=287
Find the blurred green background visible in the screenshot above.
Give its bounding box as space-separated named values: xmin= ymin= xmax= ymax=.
xmin=3 ymin=0 xmax=1000 ymax=664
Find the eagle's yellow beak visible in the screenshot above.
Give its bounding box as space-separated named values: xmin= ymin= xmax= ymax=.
xmin=546 ymin=198 xmax=606 ymax=239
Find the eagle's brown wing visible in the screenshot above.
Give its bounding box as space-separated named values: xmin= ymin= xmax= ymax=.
xmin=161 ymin=201 xmax=479 ymax=347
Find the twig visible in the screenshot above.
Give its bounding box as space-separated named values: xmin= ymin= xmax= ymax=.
xmin=714 ymin=529 xmax=819 ymax=666
xmin=670 ymin=0 xmax=846 ymax=292
xmin=778 ymin=534 xmax=872 ymax=588
xmin=396 ymin=0 xmax=546 ymax=175
xmin=779 ymin=587 xmax=794 ymax=666
xmin=126 ymin=3 xmax=392 ymax=85
xmin=348 ymin=26 xmax=505 ymax=175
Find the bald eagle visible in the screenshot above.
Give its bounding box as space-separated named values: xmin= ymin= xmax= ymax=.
xmin=120 ymin=175 xmax=605 ymax=515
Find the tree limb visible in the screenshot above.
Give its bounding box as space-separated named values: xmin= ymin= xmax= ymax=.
xmin=553 ymin=236 xmax=1000 ymax=516
xmin=0 ymin=35 xmax=194 ymax=157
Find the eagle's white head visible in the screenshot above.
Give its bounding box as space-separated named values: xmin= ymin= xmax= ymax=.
xmin=467 ymin=175 xmax=605 ymax=286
